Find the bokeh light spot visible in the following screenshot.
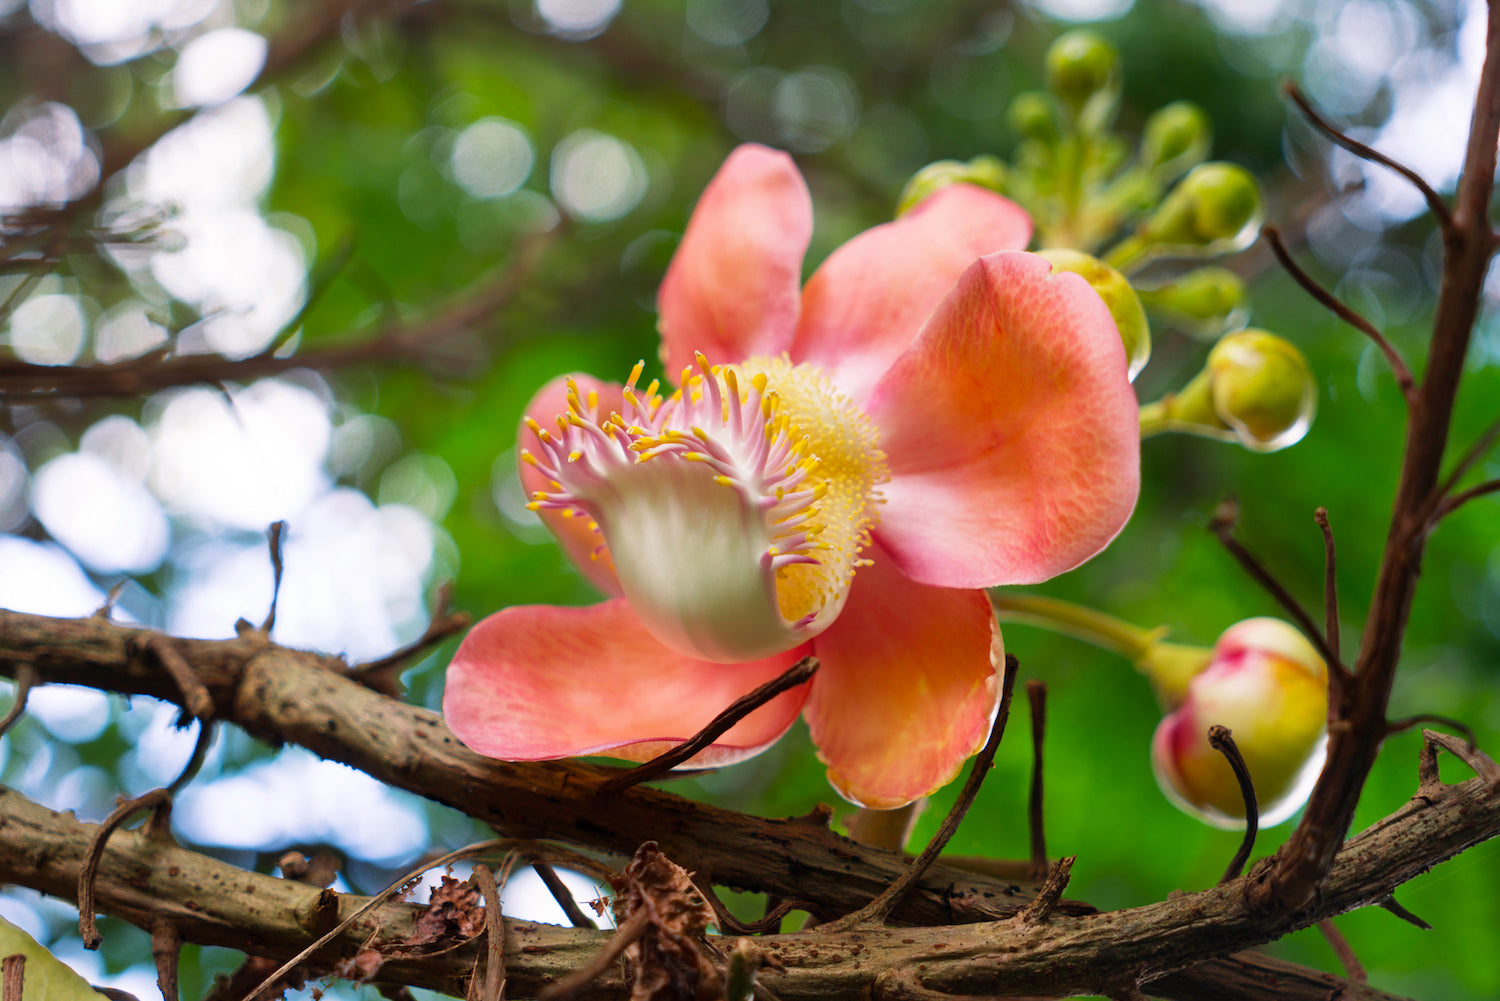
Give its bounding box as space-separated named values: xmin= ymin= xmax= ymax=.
xmin=550 ymin=130 xmax=648 ymax=222
xmin=5 ymin=293 xmax=86 ymax=366
xmin=451 ymin=117 xmax=535 ymax=199
xmin=173 ymin=28 xmax=268 ymax=108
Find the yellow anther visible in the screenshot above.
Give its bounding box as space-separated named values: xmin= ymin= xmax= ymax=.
xmin=533 ymin=491 xmax=550 ymax=500
xmin=692 ymin=426 xmax=711 ymax=442
xmin=714 ymin=475 xmax=734 ymax=487
xmin=628 ymin=360 xmax=645 ymax=386
xmin=525 ymin=501 xmax=541 ymax=511
xmin=519 ymin=450 xmax=539 ymax=466
xmin=586 ymin=390 xmax=599 ymax=410
xmin=559 ymin=509 xmax=575 ymax=518
xmin=752 ymin=372 xmax=768 ymax=393
xmin=568 ymin=450 xmax=583 ymax=462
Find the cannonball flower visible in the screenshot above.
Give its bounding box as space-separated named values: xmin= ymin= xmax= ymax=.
xmin=1151 ymin=617 xmax=1329 ymax=829
xmin=444 ymin=145 xmax=1141 ymax=808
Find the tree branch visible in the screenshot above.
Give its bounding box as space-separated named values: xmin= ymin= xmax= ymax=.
xmin=0 ymin=229 xmax=555 ymax=401
xmin=4 ymin=746 xmax=1487 ymax=1001
xmin=1259 ymin=0 xmax=1500 ymax=912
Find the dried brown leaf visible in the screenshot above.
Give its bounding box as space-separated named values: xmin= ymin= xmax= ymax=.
xmin=611 ymin=843 xmax=724 ymax=1001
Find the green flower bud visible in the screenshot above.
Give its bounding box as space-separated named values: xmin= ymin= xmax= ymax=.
xmin=1044 ymin=30 xmax=1121 ymax=134
xmin=1037 ymin=248 xmax=1151 ymax=381
xmin=1141 ymin=101 xmax=1211 ymax=177
xmin=896 ymin=157 xmax=1009 ymax=216
xmin=1142 ymin=162 xmax=1263 ymax=252
xmin=1137 ymin=266 xmax=1248 ymax=339
xmin=1007 ymin=91 xmax=1060 ymax=144
xmin=1142 ymin=329 xmax=1316 ymax=451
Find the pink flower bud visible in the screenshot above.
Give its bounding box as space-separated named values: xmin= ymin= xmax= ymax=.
xmin=1150 ymin=617 xmax=1327 ymax=829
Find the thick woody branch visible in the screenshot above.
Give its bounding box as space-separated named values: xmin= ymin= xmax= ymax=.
xmin=0 ymin=607 xmax=1420 ymax=1001
xmin=5 ymin=755 xmax=1488 ymax=1001
xmin=0 ymin=609 xmax=1055 ymax=928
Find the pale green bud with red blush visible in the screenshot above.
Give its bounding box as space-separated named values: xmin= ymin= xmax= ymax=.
xmin=1151 ymin=617 xmax=1328 ymax=828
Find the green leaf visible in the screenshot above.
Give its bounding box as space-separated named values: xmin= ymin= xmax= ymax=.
xmin=0 ymin=916 xmax=104 ymax=1001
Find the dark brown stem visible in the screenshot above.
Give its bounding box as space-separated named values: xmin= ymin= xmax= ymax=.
xmin=1 ymin=955 xmax=23 ymax=1001
xmin=351 ymin=583 xmax=472 ymax=698
xmin=1386 ymin=713 xmax=1477 ymax=748
xmin=78 ymin=788 xmax=172 ymax=949
xmin=597 ymin=657 xmax=819 ymax=794
xmin=261 ymin=521 xmax=288 ymax=633
xmin=1436 ymin=413 xmax=1500 ymax=498
xmin=1026 ymin=681 xmax=1049 ymax=883
xmin=537 ymin=909 xmax=649 ymax=1001
xmin=1209 ymin=501 xmax=1341 ymax=672
xmin=1284 ymin=82 xmax=1452 ymax=228
xmin=1317 ymin=918 xmax=1366 ymax=983
xmin=151 ymin=919 xmax=183 ymax=1001
xmin=1376 ymin=895 xmax=1430 ymax=931
xmin=1432 ymin=478 xmax=1500 ymax=521
xmin=531 ymin=862 xmax=598 ymax=930
xmin=0 ymin=664 xmax=35 ymax=738
xmin=821 ymin=656 xmax=1021 ymax=932
xmin=1261 ymin=0 xmax=1500 ymax=912
xmin=1018 ymin=855 xmax=1075 ymax=926
xmin=1208 ymin=727 xmax=1259 ymax=884
xmin=1262 ymin=225 xmax=1415 ymax=402
xmin=472 ymin=860 xmax=511 ymax=1001
xmin=1314 ymin=509 xmax=1342 ymax=669
xmin=144 ymin=637 xmax=214 ymax=723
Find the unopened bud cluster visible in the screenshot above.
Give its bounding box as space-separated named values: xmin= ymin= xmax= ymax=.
xmin=893 ymin=30 xmax=1313 ymax=455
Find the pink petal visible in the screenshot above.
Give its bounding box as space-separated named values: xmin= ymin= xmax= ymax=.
xmin=790 ymin=184 xmax=1033 ymax=401
xmin=803 ymin=542 xmax=1001 ymax=808
xmin=444 ymin=598 xmax=811 ymax=767
xmin=657 ymin=144 xmax=812 ymax=378
xmin=519 ymin=374 xmax=623 ymax=597
xmin=867 ymin=251 xmax=1140 ymax=589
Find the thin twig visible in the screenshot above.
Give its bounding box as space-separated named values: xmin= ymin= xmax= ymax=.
xmin=472 ymin=855 xmax=518 ymax=1001
xmin=1386 ymin=713 xmax=1478 ymax=748
xmin=1262 ymin=225 xmax=1415 ymax=402
xmin=0 ymin=665 xmax=35 ymax=738
xmin=0 ymin=226 xmax=558 ymax=401
xmin=1018 ymin=855 xmax=1076 ymax=926
xmin=1436 ymin=413 xmax=1500 ymax=499
xmin=597 ymin=657 xmax=819 ymax=794
xmin=1209 ymin=726 xmax=1259 ymax=883
xmin=530 ymin=862 xmax=597 ymax=929
xmin=1209 ymin=500 xmax=1341 ymax=673
xmin=537 ymin=909 xmax=650 ymax=1001
xmin=819 ymin=655 xmax=1021 ymax=932
xmin=151 ymin=919 xmax=183 ymax=1001
xmin=351 ymin=583 xmax=472 ymax=697
xmin=242 ymin=839 xmax=523 ymax=1001
xmin=1314 ymin=509 xmax=1341 ymax=667
xmin=1433 ymin=478 xmax=1500 ymax=521
xmin=2 ymin=955 xmax=23 ymax=1001
xmin=165 ymin=720 xmax=217 ymax=796
xmin=1284 ymin=82 xmax=1453 ymax=229
xmin=1376 ymin=894 xmax=1431 ymax=930
xmin=261 ymin=521 xmax=288 ymax=633
xmin=1317 ymin=919 xmax=1367 ymax=983
xmin=79 ymin=789 xmax=172 ymax=948
xmin=144 ymin=637 xmax=214 ymax=723
xmin=1026 ymin=681 xmax=1048 ymax=883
